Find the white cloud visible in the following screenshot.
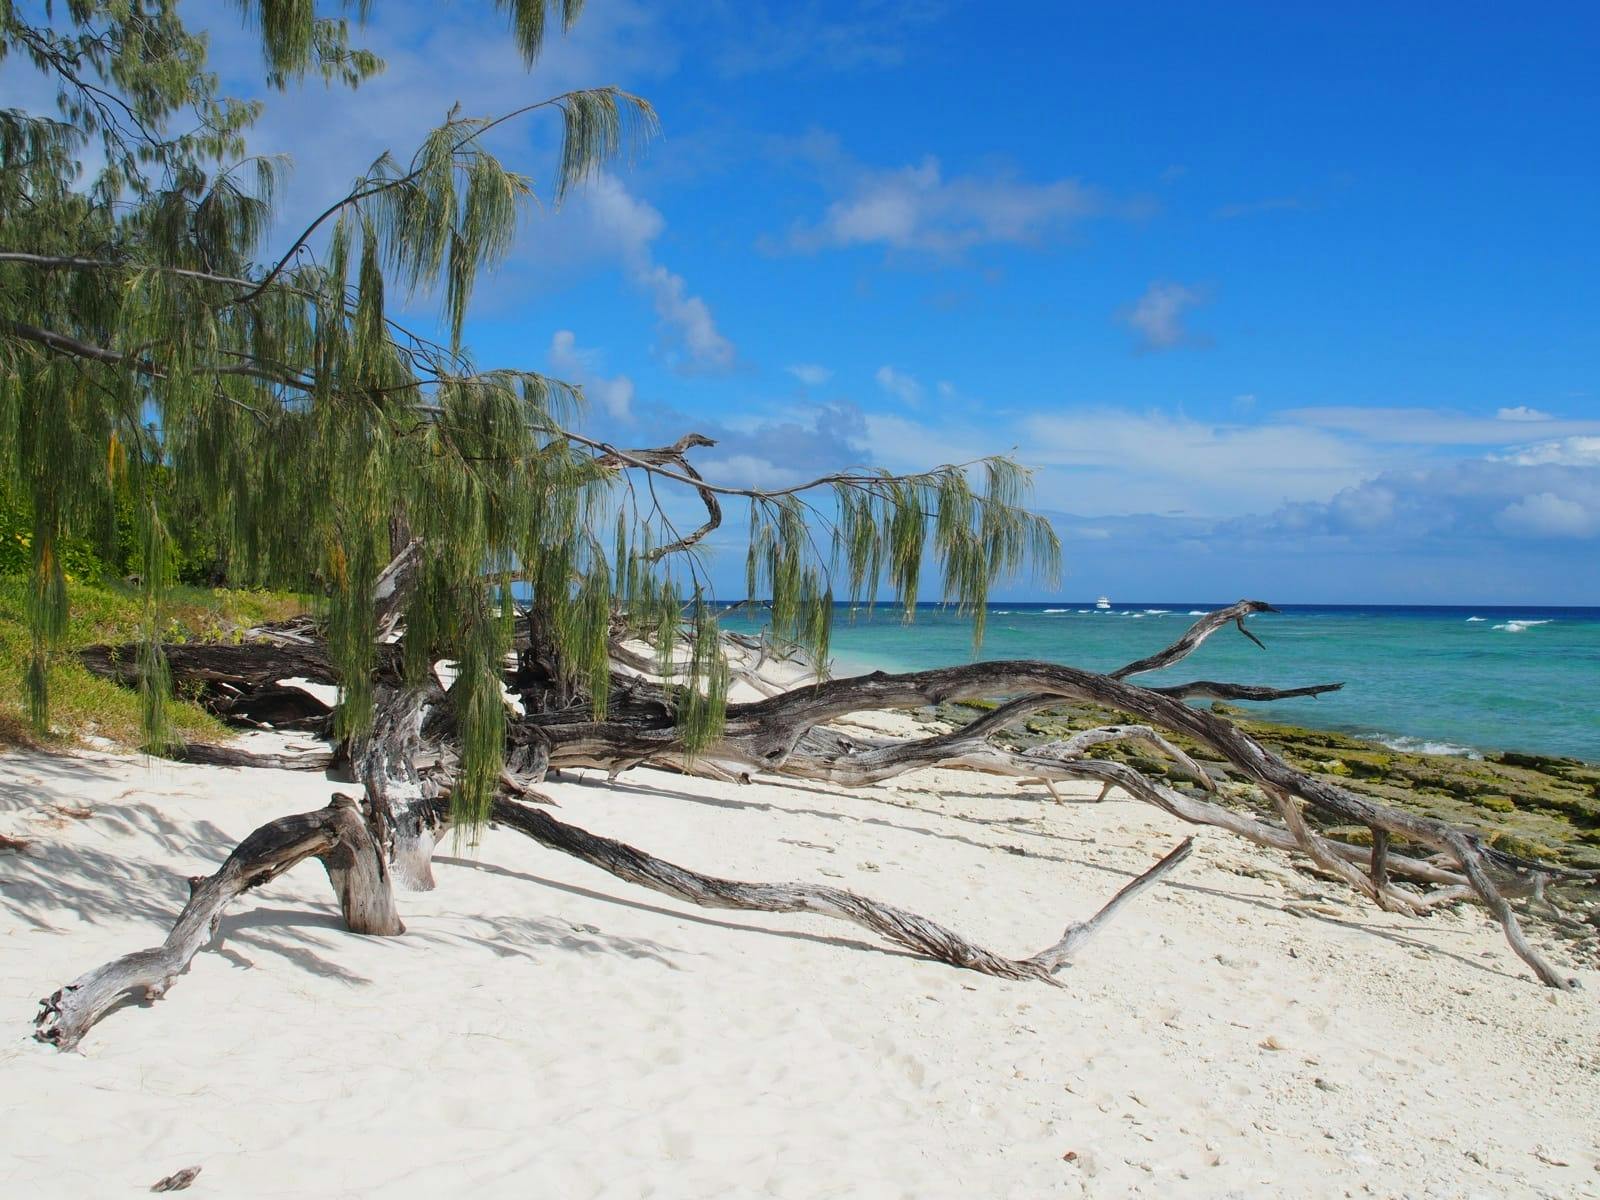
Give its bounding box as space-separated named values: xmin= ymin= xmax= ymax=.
xmin=547 ymin=331 xmax=635 ymax=421
xmin=1496 ymin=492 xmax=1598 ymax=539
xmin=789 ymin=155 xmax=1102 ymax=255
xmin=548 ymin=172 xmax=667 ymax=267
xmin=695 ymin=454 xmax=804 ymax=489
xmin=1497 ymin=435 xmax=1600 ymax=467
xmin=860 ymin=412 xmax=974 ymax=473
xmin=1497 ymin=405 xmax=1553 ymax=422
xmin=1255 ymin=459 xmax=1600 ymax=544
xmin=785 ymin=363 xmax=833 ymax=387
xmin=636 ymin=264 xmax=735 ymax=373
xmin=874 ymin=365 xmax=924 ymax=405
xmin=503 ymin=174 xmax=734 ymax=372
xmin=1022 ymin=410 xmax=1369 ymax=517
xmin=1286 ymin=407 xmax=1600 ymax=447
xmin=1121 ymin=281 xmax=1208 ymax=352
xmin=194 ymin=9 xmax=736 ymax=372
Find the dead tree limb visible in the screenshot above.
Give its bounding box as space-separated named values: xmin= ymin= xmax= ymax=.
xmin=72 ymin=591 xmax=1593 ymax=992
xmin=1112 ymin=599 xmax=1276 ymax=678
xmin=164 ymin=741 xmax=334 ymax=770
xmin=596 ymin=433 xmax=722 ymax=561
xmin=355 ymin=684 xmax=449 ymax=891
xmin=474 ymin=796 xmax=1193 ymax=983
xmin=34 ymin=794 xmax=402 ymax=1051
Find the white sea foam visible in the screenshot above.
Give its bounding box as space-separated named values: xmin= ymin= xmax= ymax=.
xmin=1143 ymin=609 xmax=1172 ymax=615
xmin=1374 ymin=735 xmax=1483 ymax=760
xmin=1492 ymin=619 xmax=1554 ymax=632
xmin=1042 ymin=608 xmax=1068 ymax=613
xmin=1187 ymin=610 xmax=1206 ymax=615
xmin=1465 ymin=616 xmax=1486 ymax=622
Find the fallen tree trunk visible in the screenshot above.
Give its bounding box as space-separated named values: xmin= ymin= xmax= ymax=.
xmin=35 ymin=794 xmax=402 ymax=1051
xmin=71 ymin=593 xmax=1594 ymax=1003
xmin=476 ymin=795 xmax=1193 ymax=982
xmin=36 ymin=788 xmax=1192 ymax=1047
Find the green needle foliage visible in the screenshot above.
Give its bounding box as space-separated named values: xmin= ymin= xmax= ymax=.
xmin=0 ymin=0 xmax=1059 ymax=831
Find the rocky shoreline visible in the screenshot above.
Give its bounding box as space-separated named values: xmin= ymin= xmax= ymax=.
xmin=941 ymin=699 xmax=1600 ymax=873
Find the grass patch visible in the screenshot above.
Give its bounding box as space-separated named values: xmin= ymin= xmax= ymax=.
xmin=0 ymin=575 xmax=308 ymax=751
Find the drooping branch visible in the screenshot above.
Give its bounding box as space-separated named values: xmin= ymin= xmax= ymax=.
xmin=1113 ymin=599 xmax=1276 ymax=679
xmin=596 ymin=433 xmax=723 ymax=560
xmin=35 ymin=794 xmax=402 ymax=1051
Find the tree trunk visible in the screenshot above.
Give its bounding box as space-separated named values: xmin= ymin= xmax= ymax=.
xmin=35 ymin=794 xmax=401 ymax=1051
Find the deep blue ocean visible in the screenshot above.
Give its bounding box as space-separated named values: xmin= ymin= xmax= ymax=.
xmin=717 ymin=603 xmax=1600 ymax=763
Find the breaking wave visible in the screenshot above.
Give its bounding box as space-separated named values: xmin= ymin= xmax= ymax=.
xmin=1373 ymin=734 xmax=1483 ymax=760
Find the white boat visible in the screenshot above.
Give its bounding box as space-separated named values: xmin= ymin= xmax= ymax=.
xmin=1095 ymin=595 xmax=1111 ymax=610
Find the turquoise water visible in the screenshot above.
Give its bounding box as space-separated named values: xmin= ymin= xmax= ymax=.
xmin=717 ymin=603 xmax=1600 ymax=762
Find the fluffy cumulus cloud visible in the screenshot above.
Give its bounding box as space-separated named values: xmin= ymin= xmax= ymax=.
xmin=635 ymin=264 xmax=736 ymax=373
xmin=787 ymin=153 xmax=1104 ymax=256
xmin=547 ymin=331 xmax=636 ymax=421
xmin=1251 ymin=460 xmax=1600 ymax=543
xmin=1120 ymin=281 xmax=1209 ymax=352
xmin=1496 ymin=491 xmax=1598 ymax=538
xmin=489 ymin=173 xmax=735 ymax=372
xmin=1495 ymin=435 xmax=1600 ymax=467
xmin=839 ymin=401 xmax=1600 ymax=600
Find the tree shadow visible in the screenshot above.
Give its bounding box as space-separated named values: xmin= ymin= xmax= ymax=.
xmin=435 ymin=855 xmax=917 ymax=965
xmin=600 ymin=775 xmax=1098 ymax=868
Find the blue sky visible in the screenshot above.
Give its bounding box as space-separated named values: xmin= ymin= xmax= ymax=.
xmin=14 ymin=1 xmax=1600 ymax=602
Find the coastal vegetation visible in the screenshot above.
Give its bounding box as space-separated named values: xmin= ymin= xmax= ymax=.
xmin=0 ymin=573 xmax=303 ymax=748
xmin=3 ymin=0 xmax=1594 ymax=1053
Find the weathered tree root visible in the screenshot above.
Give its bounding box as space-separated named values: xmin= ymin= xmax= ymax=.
xmin=35 ymin=791 xmax=1191 ymax=1048
xmin=35 ymin=794 xmax=402 ymax=1052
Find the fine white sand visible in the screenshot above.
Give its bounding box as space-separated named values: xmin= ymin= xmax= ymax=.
xmin=2 ymin=735 xmax=1597 ymax=1198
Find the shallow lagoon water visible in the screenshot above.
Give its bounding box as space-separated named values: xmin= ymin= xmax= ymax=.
xmin=718 ymin=603 xmax=1600 ymax=762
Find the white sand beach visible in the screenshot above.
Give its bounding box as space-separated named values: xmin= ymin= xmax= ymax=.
xmin=2 ymin=736 xmax=1597 ymax=1199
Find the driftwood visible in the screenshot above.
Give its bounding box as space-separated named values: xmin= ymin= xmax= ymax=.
xmin=164 ymin=740 xmax=334 ymax=770
xmin=35 ymin=774 xmax=1192 ymax=1047
xmin=35 ymin=794 xmax=402 ymax=1051
xmin=477 ymin=794 xmax=1193 ymax=982
xmin=49 ymin=571 xmax=1594 ymax=1049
